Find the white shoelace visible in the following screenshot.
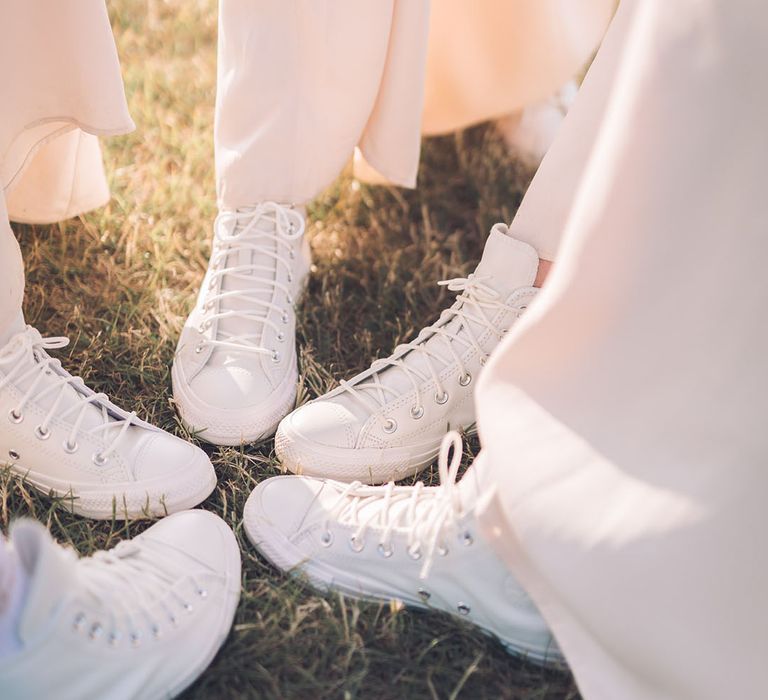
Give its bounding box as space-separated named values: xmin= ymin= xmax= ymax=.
xmin=0 ymin=329 xmax=136 ymax=463
xmin=75 ymin=539 xmax=207 ymax=645
xmin=323 ymin=432 xmax=469 ymax=578
xmin=198 ymin=202 xmax=304 ymax=357
xmin=339 ymin=275 xmax=524 ymax=417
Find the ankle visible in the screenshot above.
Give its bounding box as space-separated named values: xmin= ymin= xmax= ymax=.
xmin=534 ymin=259 xmax=552 ymax=288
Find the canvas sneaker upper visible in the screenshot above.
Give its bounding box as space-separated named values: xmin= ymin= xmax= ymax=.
xmin=0 ymin=326 xmax=216 ymax=519
xmin=275 ymin=223 xmax=539 ymax=483
xmin=244 ymin=432 xmax=562 ymax=665
xmin=172 ymin=202 xmax=310 ymax=446
xmin=0 ymin=510 xmax=241 ymax=700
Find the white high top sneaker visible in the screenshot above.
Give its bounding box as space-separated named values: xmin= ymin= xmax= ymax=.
xmin=244 ymin=433 xmax=562 ymax=665
xmin=0 ymin=510 xmax=241 ymax=699
xmin=172 ymin=202 xmax=311 ymax=446
xmin=275 ymin=223 xmax=539 ymax=483
xmin=0 ymin=327 xmax=216 ymax=520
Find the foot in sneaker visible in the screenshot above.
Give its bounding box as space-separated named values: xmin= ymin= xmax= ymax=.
xmin=244 ymin=432 xmax=562 ymax=665
xmin=172 ymin=202 xmax=311 ymax=446
xmin=0 ymin=510 xmax=241 ymax=699
xmin=275 ymin=223 xmax=539 ymax=483
xmin=0 ymin=325 xmax=216 ymax=520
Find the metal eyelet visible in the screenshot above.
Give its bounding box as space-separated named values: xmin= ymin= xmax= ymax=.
xmin=169 ymin=614 xmax=177 ymax=626
xmin=281 ymin=312 xmax=289 ymax=324
xmin=271 ymin=350 xmax=281 ymax=363
xmin=88 ymin=622 xmax=104 ymax=640
xmin=194 ymin=341 xmax=205 ymax=354
xmin=183 ymin=602 xmax=193 ymax=613
xmin=407 ymin=545 xmax=422 ymax=560
xmin=198 ymin=320 xmax=211 ymax=333
xmin=277 ymin=331 xmax=285 ymax=342
xmin=457 ymin=603 xmax=471 ymax=615
xmin=8 ymin=449 xmax=20 ymax=461
xmin=286 ymin=294 xmax=294 ymax=305
xmin=349 ymin=535 xmax=365 ymax=553
xmin=417 ymin=588 xmax=431 ymax=601
xmin=197 ymin=588 xmax=208 ymax=598
xmin=289 ymin=250 xmax=295 ymax=260
xmin=480 ymin=355 xmax=489 ymax=366
xmin=130 ymin=632 xmax=141 ymax=647
xmin=34 ymin=425 xmax=51 ymax=441
xmin=152 ymin=624 xmax=161 ymax=640
xmin=72 ymin=613 xmax=87 ymax=631
xmin=377 ymin=543 xmax=394 ymax=558
xmin=92 ymin=453 xmax=109 ymax=466
xmin=519 ymin=305 xmax=528 ymax=311
xmin=8 ymin=409 xmax=23 ymax=424
xmin=382 ymin=418 xmax=397 ymax=434
xmin=460 ymin=531 xmax=474 ymax=546
xmin=458 ymin=372 xmax=472 ymax=387
xmin=410 ymin=406 xmax=424 ymax=420
xmin=320 ymin=530 xmax=334 ymax=547
xmin=287 ymin=272 xmax=293 ymax=283
xmin=108 ymin=632 xmax=120 ymax=647
xmin=63 ymin=440 xmax=79 ymax=454
xmin=434 ymin=391 xmax=449 ymax=405
xmin=438 ymin=544 xmax=449 ymax=557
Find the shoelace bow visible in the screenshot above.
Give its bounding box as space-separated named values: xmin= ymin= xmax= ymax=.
xmin=0 ymin=329 xmax=136 ymax=462
xmin=324 ymin=432 xmax=468 ymax=578
xmin=339 ymin=274 xmax=521 ymax=417
xmin=77 ymin=539 xmax=207 ymax=643
xmin=199 ymin=201 xmax=304 ymax=356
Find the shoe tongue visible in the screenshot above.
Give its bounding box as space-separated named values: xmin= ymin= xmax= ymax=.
xmin=472 ymin=223 xmax=539 ymax=295
xmin=1 ymin=329 xmax=110 ymax=432
xmin=337 ymin=225 xmax=539 ymax=416
xmin=11 ymin=520 xmax=76 ymax=643
xmin=213 ymin=209 xmax=282 ymax=361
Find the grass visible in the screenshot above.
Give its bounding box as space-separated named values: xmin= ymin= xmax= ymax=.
xmin=2 ymin=1 xmax=579 ymax=697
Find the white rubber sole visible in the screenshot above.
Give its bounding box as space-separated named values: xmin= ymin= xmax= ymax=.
xmin=275 ymin=420 xmax=478 ymax=485
xmin=243 ymin=494 xmax=562 ymax=666
xmin=171 ymin=355 xmax=298 ymax=447
xmin=6 ymin=462 xmax=217 ymax=520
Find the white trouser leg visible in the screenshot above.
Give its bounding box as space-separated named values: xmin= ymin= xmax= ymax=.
xmin=474 ymin=0 xmax=768 ymax=698
xmin=505 ymin=1 xmax=631 ymax=261
xmin=214 ymin=0 xmax=429 ymax=208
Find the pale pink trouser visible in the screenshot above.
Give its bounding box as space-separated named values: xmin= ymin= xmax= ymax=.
xmin=0 ymin=1 xmax=132 ymax=336
xmin=0 ymin=0 xmax=610 ymax=333
xmin=214 ymin=0 xmax=611 ymax=207
xmin=473 ymin=1 xmax=768 ymax=698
